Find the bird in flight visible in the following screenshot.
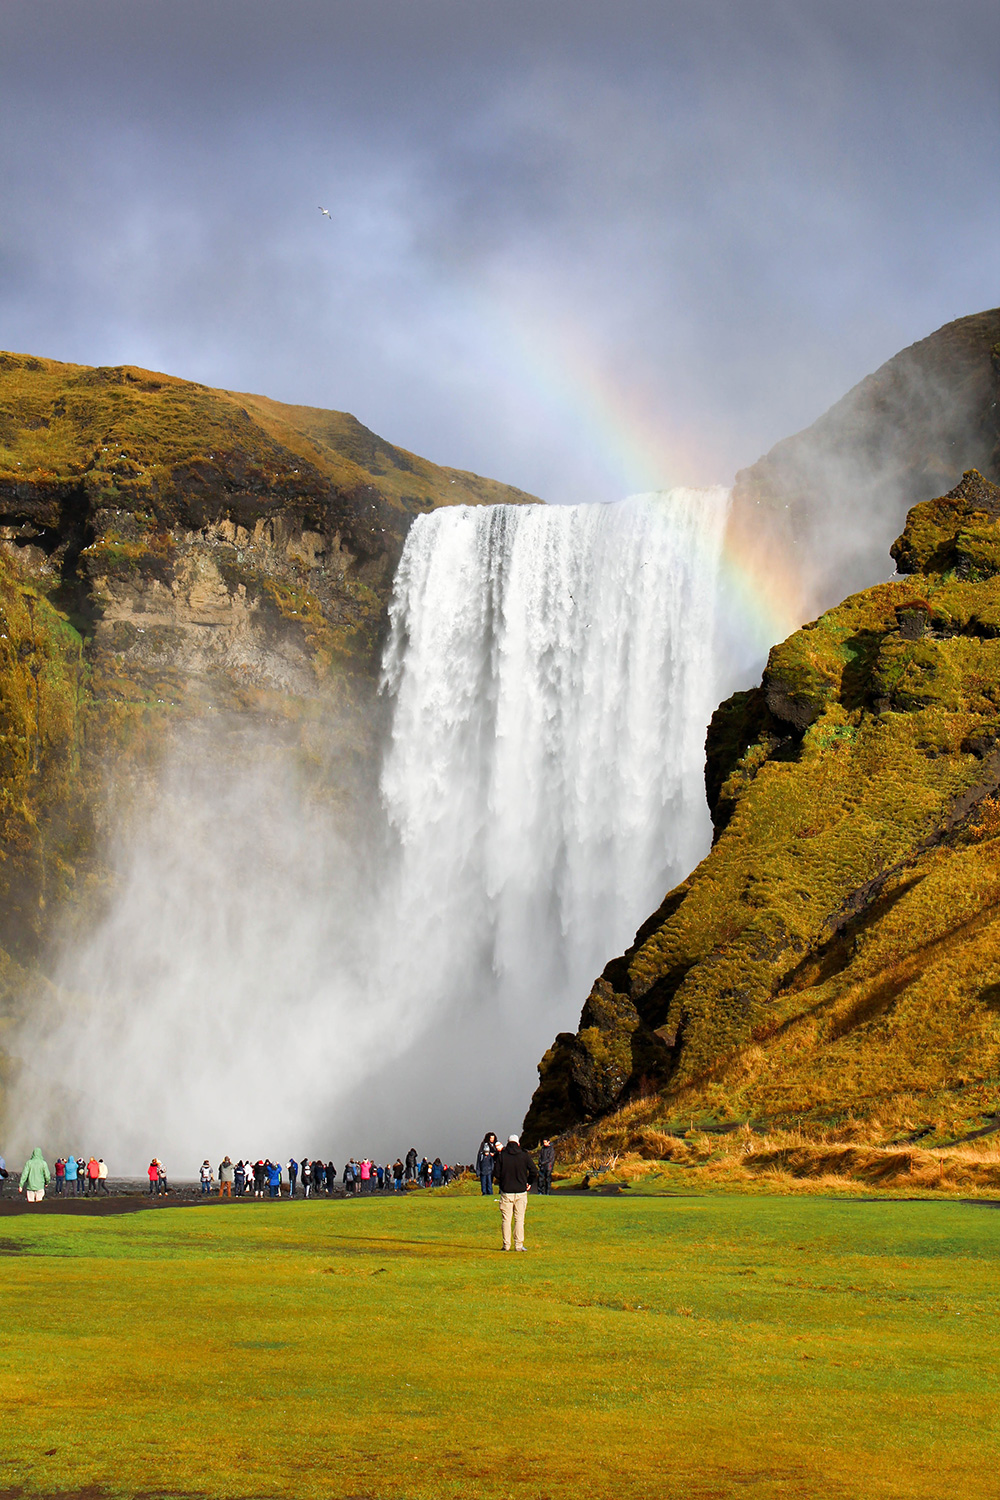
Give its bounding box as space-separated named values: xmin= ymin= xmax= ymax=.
xmin=318 ymin=206 xmax=332 ymax=219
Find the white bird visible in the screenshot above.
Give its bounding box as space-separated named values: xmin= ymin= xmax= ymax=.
xmin=318 ymin=206 xmax=332 ymax=219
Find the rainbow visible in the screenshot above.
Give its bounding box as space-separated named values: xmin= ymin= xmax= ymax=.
xmin=482 ymin=297 xmax=807 ymax=656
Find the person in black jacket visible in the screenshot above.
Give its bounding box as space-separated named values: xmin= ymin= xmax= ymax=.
xmin=476 ymin=1133 xmax=499 ymax=1196
xmin=537 ymin=1139 xmax=555 ymax=1195
xmin=495 ymin=1134 xmax=538 ymax=1251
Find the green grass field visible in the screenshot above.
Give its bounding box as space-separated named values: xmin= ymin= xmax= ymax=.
xmin=1 ymin=1191 xmax=997 ymax=1500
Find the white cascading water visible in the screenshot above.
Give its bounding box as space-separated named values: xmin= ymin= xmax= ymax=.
xmin=8 ymin=487 xmax=732 ymax=1165
xmin=372 ymin=488 xmax=731 ymax=1132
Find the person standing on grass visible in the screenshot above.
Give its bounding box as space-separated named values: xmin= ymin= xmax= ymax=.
xmin=65 ymin=1154 xmax=79 ymax=1194
xmin=537 ymin=1140 xmax=555 ymax=1196
xmin=287 ymin=1158 xmax=298 ymax=1197
xmin=86 ymin=1156 xmax=100 ymax=1195
xmin=495 ymin=1134 xmax=538 ymax=1252
xmin=234 ymin=1160 xmax=246 ymax=1197
xmin=477 ymin=1133 xmax=498 ymax=1195
xmin=393 ymin=1158 xmax=404 ymax=1192
xmin=219 ymin=1157 xmax=234 ymax=1197
xmin=54 ymin=1157 xmax=66 ymax=1194
xmin=200 ymin=1160 xmax=214 ymax=1195
xmin=18 ymin=1147 xmax=51 ymax=1203
xmin=405 ymin=1147 xmax=418 ymax=1184
xmin=266 ymin=1160 xmax=282 ymax=1199
xmin=302 ymin=1158 xmax=313 ymax=1198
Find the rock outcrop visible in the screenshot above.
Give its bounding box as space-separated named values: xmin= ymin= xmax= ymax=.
xmin=0 ymin=352 xmax=537 ymax=709
xmin=524 ymin=470 xmax=1000 ymax=1145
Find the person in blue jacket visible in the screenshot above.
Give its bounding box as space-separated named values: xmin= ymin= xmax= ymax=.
xmin=266 ymin=1160 xmax=282 ymax=1199
xmin=287 ymin=1158 xmax=298 ymax=1197
xmin=64 ymin=1154 xmax=79 ymax=1194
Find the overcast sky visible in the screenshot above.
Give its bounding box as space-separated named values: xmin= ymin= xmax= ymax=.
xmin=1 ymin=1 xmax=997 ymax=502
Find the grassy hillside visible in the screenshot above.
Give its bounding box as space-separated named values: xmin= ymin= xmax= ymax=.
xmin=0 ymin=351 xmax=536 ymax=528
xmin=525 ymin=469 xmax=1000 ymax=1157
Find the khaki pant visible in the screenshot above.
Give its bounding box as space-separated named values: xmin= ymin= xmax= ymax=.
xmin=219 ymin=1181 xmax=232 ymax=1197
xmin=499 ymin=1191 xmax=527 ymax=1250
xmin=26 ymin=1188 xmax=44 ymax=1202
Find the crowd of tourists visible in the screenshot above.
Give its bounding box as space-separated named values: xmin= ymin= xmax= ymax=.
xmin=3 ymin=1133 xmax=559 ymax=1247
xmin=194 ymin=1149 xmax=470 ymax=1198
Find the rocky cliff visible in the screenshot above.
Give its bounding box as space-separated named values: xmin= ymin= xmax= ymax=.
xmin=0 ymin=351 xmax=537 ymax=709
xmin=524 ymin=469 xmax=1000 ymax=1147
xmin=0 ymin=352 xmax=537 ymax=1060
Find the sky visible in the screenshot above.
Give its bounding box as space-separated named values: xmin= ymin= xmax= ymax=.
xmin=1 ymin=0 xmax=998 ymax=504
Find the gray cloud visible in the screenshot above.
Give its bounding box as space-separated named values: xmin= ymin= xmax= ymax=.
xmin=1 ymin=0 xmax=998 ymax=501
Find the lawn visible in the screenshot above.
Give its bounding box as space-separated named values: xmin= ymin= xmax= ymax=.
xmin=0 ymin=1191 xmax=997 ymax=1500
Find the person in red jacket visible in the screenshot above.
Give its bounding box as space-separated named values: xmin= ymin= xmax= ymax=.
xmin=86 ymin=1156 xmax=100 ymax=1195
xmin=147 ymin=1159 xmax=160 ymax=1196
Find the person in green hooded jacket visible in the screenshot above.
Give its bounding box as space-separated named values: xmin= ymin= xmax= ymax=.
xmin=19 ymin=1148 xmax=51 ymax=1203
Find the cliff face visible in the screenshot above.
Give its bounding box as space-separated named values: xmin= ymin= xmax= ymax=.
xmin=0 ymin=352 xmax=537 ymax=708
xmin=524 ymin=470 xmax=1000 ymax=1146
xmin=0 ymin=352 xmax=537 ymax=1032
xmin=727 ymin=308 xmax=1000 ymax=623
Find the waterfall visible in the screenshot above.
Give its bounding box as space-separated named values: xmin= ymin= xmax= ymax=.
xmin=374 ymin=488 xmax=730 ymax=1125
xmin=7 ymin=487 xmax=732 ymax=1164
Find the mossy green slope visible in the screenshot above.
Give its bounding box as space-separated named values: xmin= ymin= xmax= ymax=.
xmin=525 ymin=470 xmax=1000 ymax=1146
xmin=0 ymin=350 xmax=537 ymax=530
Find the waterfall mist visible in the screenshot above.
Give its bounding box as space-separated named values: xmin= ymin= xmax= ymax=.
xmin=9 ymin=489 xmax=731 ymax=1170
